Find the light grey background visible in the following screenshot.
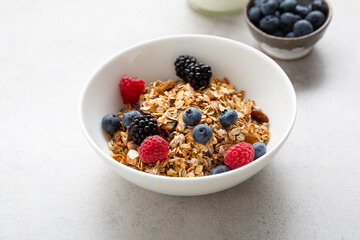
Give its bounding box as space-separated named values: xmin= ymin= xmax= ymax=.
xmin=1 ymin=0 xmax=359 ymax=239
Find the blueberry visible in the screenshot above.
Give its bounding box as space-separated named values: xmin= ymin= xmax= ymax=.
xmin=219 ymin=109 xmax=238 ymax=128
xmin=182 ymin=107 xmax=202 ymax=126
xmin=259 ymin=15 xmax=280 ymax=34
xmin=253 ymin=142 xmax=267 ymax=160
xmin=280 ymin=12 xmax=301 ymax=33
xmin=248 ymin=7 xmax=262 ymax=25
xmin=253 ymin=0 xmax=265 ymax=7
xmin=293 ymin=19 xmax=313 ymax=36
xmin=260 ymin=0 xmax=279 ymax=15
xmin=310 ymin=0 xmax=328 ymax=15
xmin=210 ymin=165 xmax=231 ymax=175
xmin=102 ymin=114 xmax=121 ymax=132
xmin=274 ymin=10 xmax=280 ymax=17
xmin=285 ymin=32 xmax=296 ymax=38
xmin=272 ymin=30 xmax=285 ymax=37
xmin=294 ymin=4 xmax=310 ymax=18
xmin=122 ymin=110 xmax=141 ymax=128
xmin=306 ymin=10 xmax=326 ymax=30
xmin=279 ymin=0 xmax=297 ymax=13
xmin=192 ymin=124 xmax=213 ymax=144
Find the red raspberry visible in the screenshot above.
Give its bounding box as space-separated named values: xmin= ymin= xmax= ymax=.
xmin=139 ymin=135 xmax=169 ymax=163
xmin=119 ymin=75 xmax=145 ymax=104
xmin=224 ymin=142 xmax=254 ymax=170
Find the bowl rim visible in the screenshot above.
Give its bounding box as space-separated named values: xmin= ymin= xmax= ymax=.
xmin=244 ymin=0 xmax=333 ymax=41
xmin=78 ymin=34 xmax=297 ymax=182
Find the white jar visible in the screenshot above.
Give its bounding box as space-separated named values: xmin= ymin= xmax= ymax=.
xmin=188 ymin=0 xmax=247 ymax=15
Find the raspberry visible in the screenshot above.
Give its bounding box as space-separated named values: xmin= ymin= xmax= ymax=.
xmin=224 ymin=142 xmax=254 ymax=170
xmin=138 ymin=135 xmax=169 ymax=163
xmin=119 ymin=75 xmax=145 ymax=104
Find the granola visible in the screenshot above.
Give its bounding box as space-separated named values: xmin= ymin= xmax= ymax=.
xmin=107 ymin=77 xmax=270 ymax=177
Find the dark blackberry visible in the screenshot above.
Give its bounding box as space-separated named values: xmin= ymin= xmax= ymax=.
xmin=128 ymin=115 xmax=158 ymax=145
xmin=174 ymin=55 xmax=197 ymax=79
xmin=184 ymin=62 xmax=212 ymax=90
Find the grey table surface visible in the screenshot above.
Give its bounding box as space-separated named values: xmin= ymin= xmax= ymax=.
xmin=1 ymin=0 xmax=359 ymax=239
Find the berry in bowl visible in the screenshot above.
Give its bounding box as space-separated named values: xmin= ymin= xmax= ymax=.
xmin=245 ymin=0 xmax=332 ymax=60
xmin=104 ymin=68 xmax=270 ymax=177
xmin=79 ymin=35 xmax=296 ymax=196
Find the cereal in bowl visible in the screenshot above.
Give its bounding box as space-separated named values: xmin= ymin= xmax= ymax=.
xmin=102 ymin=55 xmax=270 ymax=177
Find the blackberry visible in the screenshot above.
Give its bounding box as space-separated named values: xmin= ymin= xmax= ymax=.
xmin=128 ymin=115 xmax=158 ymax=145
xmin=184 ymin=62 xmax=212 ymax=90
xmin=174 ymin=55 xmax=197 ymax=79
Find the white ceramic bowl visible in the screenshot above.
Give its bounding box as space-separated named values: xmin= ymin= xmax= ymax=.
xmin=79 ymin=35 xmax=296 ymax=196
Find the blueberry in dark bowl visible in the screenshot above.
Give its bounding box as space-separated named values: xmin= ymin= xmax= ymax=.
xmin=260 ymin=0 xmax=279 ymax=15
xmin=306 ymin=10 xmax=326 ymax=30
xmin=293 ymin=19 xmax=314 ymax=37
xmin=285 ymin=32 xmax=295 ymax=38
xmin=245 ymin=0 xmax=332 ymax=60
xmin=253 ymin=0 xmax=265 ymax=7
xmin=259 ymin=15 xmax=280 ymax=34
xmin=310 ymin=0 xmax=328 ymax=15
xmin=272 ymin=30 xmax=285 ymax=37
xmin=279 ymin=0 xmax=297 ymax=13
xmin=280 ymin=12 xmax=301 ymax=34
xmin=294 ymin=4 xmax=311 ymax=18
xmin=248 ymin=7 xmax=262 ymax=25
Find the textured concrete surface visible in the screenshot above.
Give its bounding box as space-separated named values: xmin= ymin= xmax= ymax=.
xmin=0 ymin=0 xmax=359 ymax=239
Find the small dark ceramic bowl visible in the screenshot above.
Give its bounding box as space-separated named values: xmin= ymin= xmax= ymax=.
xmin=244 ymin=0 xmax=332 ymax=60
